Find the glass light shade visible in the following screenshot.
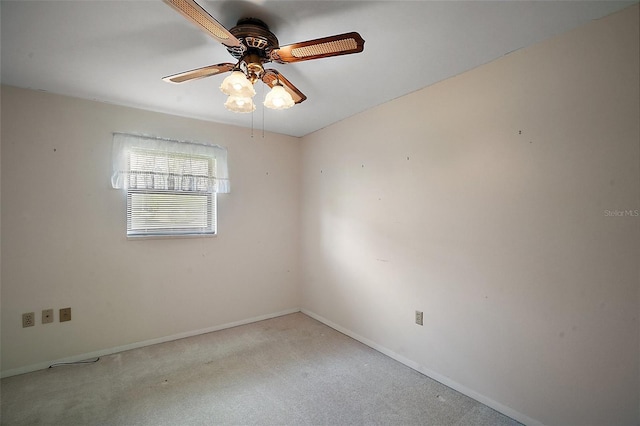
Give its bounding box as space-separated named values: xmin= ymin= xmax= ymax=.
xmin=264 ymin=85 xmax=295 ymax=110
xmin=224 ymin=95 xmax=256 ymax=113
xmin=220 ymin=71 xmax=256 ymax=97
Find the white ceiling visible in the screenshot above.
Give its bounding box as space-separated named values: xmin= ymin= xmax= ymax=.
xmin=1 ymin=1 xmax=635 ymax=137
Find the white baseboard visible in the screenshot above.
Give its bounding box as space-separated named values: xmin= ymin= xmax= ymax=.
xmin=301 ymin=308 xmax=543 ymax=426
xmin=1 ymin=308 xmax=301 ymax=379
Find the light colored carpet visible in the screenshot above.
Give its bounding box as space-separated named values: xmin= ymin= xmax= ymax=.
xmin=1 ymin=313 xmax=520 ymax=425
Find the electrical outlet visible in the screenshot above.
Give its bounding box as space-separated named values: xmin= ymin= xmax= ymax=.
xmin=60 ymin=307 xmax=71 ymax=322
xmin=415 ymin=310 xmax=424 ymax=326
xmin=22 ymin=312 xmax=35 ymax=328
xmin=42 ymin=308 xmax=54 ymax=324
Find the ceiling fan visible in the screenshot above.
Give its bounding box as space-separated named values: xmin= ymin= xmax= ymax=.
xmin=162 ymin=0 xmax=365 ymax=112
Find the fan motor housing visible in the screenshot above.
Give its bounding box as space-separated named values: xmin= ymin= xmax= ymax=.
xmin=227 ymin=18 xmax=279 ymax=61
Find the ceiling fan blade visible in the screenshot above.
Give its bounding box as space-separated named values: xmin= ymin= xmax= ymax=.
xmin=162 ymin=63 xmax=235 ymax=83
xmin=270 ymin=32 xmax=364 ymax=63
xmin=164 ymin=0 xmax=241 ymax=48
xmin=262 ymin=70 xmax=307 ymax=104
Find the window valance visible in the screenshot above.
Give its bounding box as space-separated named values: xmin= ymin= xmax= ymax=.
xmin=111 ymin=133 xmax=230 ymax=193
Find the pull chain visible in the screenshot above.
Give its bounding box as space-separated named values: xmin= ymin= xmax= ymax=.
xmin=251 ymin=105 xmax=254 ymax=138
xmin=262 ymin=82 xmax=266 ymax=139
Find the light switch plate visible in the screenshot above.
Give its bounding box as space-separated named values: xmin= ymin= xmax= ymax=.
xmin=60 ymin=307 xmax=71 ymax=322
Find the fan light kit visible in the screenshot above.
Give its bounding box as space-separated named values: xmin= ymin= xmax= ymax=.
xmin=162 ymin=0 xmax=365 ymax=113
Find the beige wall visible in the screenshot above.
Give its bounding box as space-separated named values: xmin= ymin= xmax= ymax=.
xmin=1 ymin=86 xmax=301 ymax=375
xmin=300 ymin=5 xmax=639 ymax=426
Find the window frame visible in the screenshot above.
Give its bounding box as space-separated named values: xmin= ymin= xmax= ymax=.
xmin=111 ymin=133 xmax=229 ymax=239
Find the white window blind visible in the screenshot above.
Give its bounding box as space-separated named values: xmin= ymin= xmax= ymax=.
xmin=111 ymin=134 xmax=229 ymax=237
xmin=127 ymin=192 xmax=214 ymax=236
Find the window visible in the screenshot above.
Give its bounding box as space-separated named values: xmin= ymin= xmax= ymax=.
xmin=126 ymin=148 xmax=215 ymax=236
xmin=111 ymin=134 xmax=229 ymax=237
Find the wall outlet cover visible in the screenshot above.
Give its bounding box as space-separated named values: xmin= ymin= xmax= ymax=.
xmin=22 ymin=312 xmax=35 ymax=328
xmin=42 ymin=308 xmax=54 ymax=324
